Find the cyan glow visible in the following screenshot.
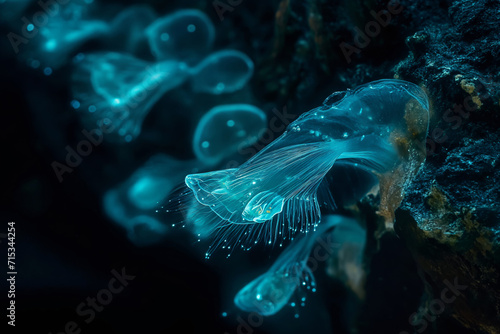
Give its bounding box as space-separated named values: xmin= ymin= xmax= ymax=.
xmin=72 ymin=52 xmax=190 ymax=143
xmin=183 ymin=80 xmax=430 ymax=254
xmin=190 ymin=50 xmax=254 ymax=94
xmin=107 ymin=5 xmax=157 ymax=55
xmin=146 ymin=9 xmax=215 ymax=65
xmin=192 ymin=104 xmax=267 ymax=166
xmin=103 ymin=154 xmax=197 ymax=246
xmin=234 ymin=217 xmax=349 ymax=316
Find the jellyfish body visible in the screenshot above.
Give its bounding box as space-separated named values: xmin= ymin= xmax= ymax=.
xmin=72 ymin=52 xmax=190 ymax=142
xmin=193 ymin=104 xmax=267 ymax=166
xmin=103 ymin=154 xmax=197 ymax=246
xmin=146 ymin=9 xmax=215 ymax=65
xmin=234 ymin=215 xmax=353 ymax=316
xmin=190 ymin=50 xmax=254 ymax=94
xmin=182 ymin=79 xmax=429 ymax=255
xmin=107 ymin=5 xmax=157 ymax=57
xmin=22 ymin=0 xmax=108 ymax=69
xmin=324 ymin=215 xmax=367 ymax=298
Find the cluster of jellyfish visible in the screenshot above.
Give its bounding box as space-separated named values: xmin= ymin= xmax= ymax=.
xmin=8 ymin=0 xmax=431 ymax=321
xmin=167 ymin=79 xmax=430 ymax=318
xmin=8 ymin=2 xmax=268 ymax=247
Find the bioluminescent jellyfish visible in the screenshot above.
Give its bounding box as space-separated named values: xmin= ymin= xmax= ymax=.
xmin=103 ymin=154 xmax=198 ymax=246
xmin=22 ymin=0 xmax=108 ymax=69
xmin=179 ymin=79 xmax=429 ymax=256
xmin=234 ymin=215 xmax=355 ymax=316
xmin=107 ymin=5 xmax=157 ymax=57
xmin=72 ymin=52 xmax=190 ymax=143
xmin=190 ymin=50 xmax=254 ymax=94
xmin=324 ymin=215 xmax=367 ymax=299
xmin=146 ymin=9 xmax=215 ymax=65
xmin=193 ymin=104 xmax=267 ymax=166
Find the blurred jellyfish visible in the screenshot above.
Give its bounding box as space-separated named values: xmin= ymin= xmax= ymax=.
xmin=190 ymin=50 xmax=254 ymax=94
xmin=103 ymin=154 xmax=198 ymax=246
xmin=234 ymin=215 xmax=353 ymax=316
xmin=146 ymin=9 xmax=215 ymax=65
xmin=193 ymin=104 xmax=267 ymax=166
xmin=21 ymin=0 xmax=108 ymax=69
xmin=107 ymin=4 xmax=157 ymax=57
xmin=72 ymin=52 xmax=190 ymax=143
xmin=179 ymin=79 xmax=429 ymax=256
xmin=325 ymin=215 xmax=367 ymax=299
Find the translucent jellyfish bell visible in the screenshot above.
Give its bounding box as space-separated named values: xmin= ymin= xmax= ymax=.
xmin=324 ymin=215 xmax=367 ymax=299
xmin=146 ymin=9 xmax=215 ymax=65
xmin=23 ymin=1 xmax=109 ymax=69
xmin=193 ymin=104 xmax=267 ymax=166
xmin=234 ymin=216 xmax=351 ymax=316
xmin=107 ymin=5 xmax=157 ymax=56
xmin=72 ymin=52 xmax=190 ymax=142
xmin=181 ymin=79 xmax=429 ymax=254
xmin=103 ymin=154 xmax=198 ymax=246
xmin=190 ymin=50 xmax=254 ymax=94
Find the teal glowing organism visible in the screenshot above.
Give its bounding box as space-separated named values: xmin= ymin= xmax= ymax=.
xmin=72 ymin=52 xmax=190 ymax=143
xmin=107 ymin=4 xmax=157 ymax=56
xmin=146 ymin=9 xmax=215 ymax=65
xmin=234 ymin=215 xmax=355 ymax=316
xmin=193 ymin=104 xmax=267 ymax=166
xmin=23 ymin=0 xmax=108 ymax=69
xmin=103 ymin=154 xmax=198 ymax=246
xmin=324 ymin=215 xmax=367 ymax=298
xmin=181 ymin=79 xmax=429 ymax=257
xmin=190 ymin=50 xmax=254 ymax=94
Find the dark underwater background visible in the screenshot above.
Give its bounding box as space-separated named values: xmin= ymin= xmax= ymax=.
xmin=1 ymin=0 xmax=499 ymax=333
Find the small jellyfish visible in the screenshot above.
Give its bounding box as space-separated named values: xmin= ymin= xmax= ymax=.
xmin=180 ymin=79 xmax=429 ymax=255
xmin=103 ymin=154 xmax=197 ymax=246
xmin=234 ymin=216 xmax=351 ymax=316
xmin=72 ymin=52 xmax=190 ymax=142
xmin=193 ymin=104 xmax=267 ymax=166
xmin=106 ymin=4 xmax=157 ymax=57
xmin=190 ymin=50 xmax=254 ymax=94
xmin=146 ymin=9 xmax=215 ymax=65
xmin=324 ymin=215 xmax=367 ymax=299
xmin=21 ymin=0 xmax=109 ymax=69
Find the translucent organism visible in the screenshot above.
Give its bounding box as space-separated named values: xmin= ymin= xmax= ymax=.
xmin=181 ymin=79 xmax=429 ymax=256
xmin=106 ymin=4 xmax=157 ymax=57
xmin=103 ymin=154 xmax=198 ymax=246
xmin=146 ymin=9 xmax=215 ymax=65
xmin=234 ymin=215 xmax=355 ymax=316
xmin=72 ymin=52 xmax=190 ymax=142
xmin=324 ymin=215 xmax=367 ymax=299
xmin=22 ymin=0 xmax=108 ymax=69
xmin=190 ymin=50 xmax=254 ymax=94
xmin=193 ymin=104 xmax=267 ymax=166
